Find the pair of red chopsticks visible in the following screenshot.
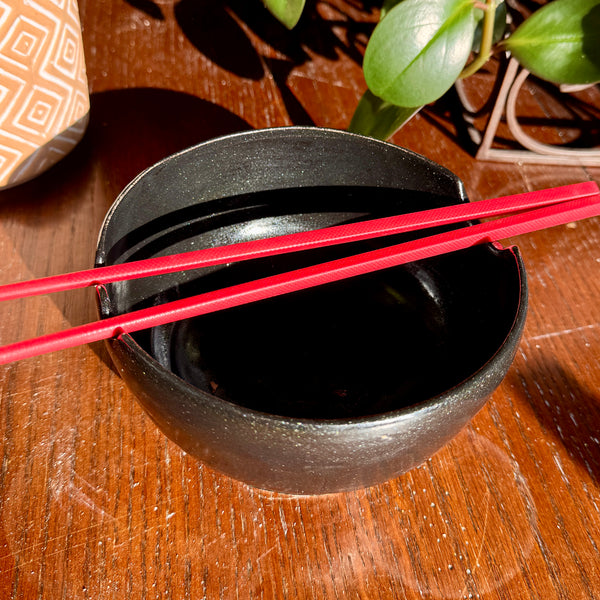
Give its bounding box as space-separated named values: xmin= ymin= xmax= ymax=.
xmin=1 ymin=181 xmax=599 ymax=365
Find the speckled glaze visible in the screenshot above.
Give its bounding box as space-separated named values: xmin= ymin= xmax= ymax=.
xmin=95 ymin=127 xmax=528 ymax=494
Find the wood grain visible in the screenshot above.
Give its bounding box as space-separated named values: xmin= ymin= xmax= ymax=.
xmin=1 ymin=0 xmax=599 ymax=598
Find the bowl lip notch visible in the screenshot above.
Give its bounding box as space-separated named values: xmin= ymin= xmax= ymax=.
xmin=95 ymin=126 xmax=528 ymax=430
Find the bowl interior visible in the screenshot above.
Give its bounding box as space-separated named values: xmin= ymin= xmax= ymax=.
xmin=99 ymin=184 xmax=522 ymax=420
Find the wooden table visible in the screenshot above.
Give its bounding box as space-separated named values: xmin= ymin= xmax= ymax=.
xmin=1 ymin=1 xmax=600 ymax=597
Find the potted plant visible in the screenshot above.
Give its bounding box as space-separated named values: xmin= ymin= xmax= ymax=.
xmin=262 ymin=0 xmax=600 ymax=141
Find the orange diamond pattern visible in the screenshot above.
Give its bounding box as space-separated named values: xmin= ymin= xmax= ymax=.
xmin=0 ymin=0 xmax=89 ymax=187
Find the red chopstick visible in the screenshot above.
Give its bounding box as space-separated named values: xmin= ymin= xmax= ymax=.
xmin=0 ymin=181 xmax=597 ymax=302
xmin=1 ymin=188 xmax=599 ymax=365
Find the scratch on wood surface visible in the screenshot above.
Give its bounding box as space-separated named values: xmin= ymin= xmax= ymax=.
xmin=0 ymin=374 xmax=65 ymax=406
xmin=459 ymin=489 xmax=491 ymax=599
xmin=473 ymin=490 xmax=491 ymax=570
xmin=529 ymin=322 xmax=600 ymax=342
xmin=553 ymin=454 xmax=570 ymax=485
xmin=0 ymin=500 xmax=189 ymax=577
xmin=257 ymin=546 xmax=276 ymax=563
xmin=0 ymin=517 xmax=172 ymax=577
xmin=0 ymin=478 xmax=190 ymax=575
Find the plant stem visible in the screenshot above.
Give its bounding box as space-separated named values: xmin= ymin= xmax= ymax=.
xmin=460 ymin=0 xmax=496 ymax=79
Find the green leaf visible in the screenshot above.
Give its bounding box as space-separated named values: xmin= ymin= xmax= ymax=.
xmin=504 ymin=0 xmax=600 ymax=85
xmin=380 ymin=0 xmax=404 ymax=22
xmin=348 ymin=89 xmax=421 ymax=140
xmin=363 ymin=0 xmax=480 ymax=107
xmin=262 ymin=0 xmax=305 ymax=29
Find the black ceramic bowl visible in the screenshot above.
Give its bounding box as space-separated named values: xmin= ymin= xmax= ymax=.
xmin=96 ymin=127 xmax=527 ymax=494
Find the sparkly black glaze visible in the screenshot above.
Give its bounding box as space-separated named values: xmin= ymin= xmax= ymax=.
xmin=96 ymin=127 xmax=527 ymax=494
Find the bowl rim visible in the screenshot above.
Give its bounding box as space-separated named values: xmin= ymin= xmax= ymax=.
xmin=96 ymin=125 xmax=468 ymax=252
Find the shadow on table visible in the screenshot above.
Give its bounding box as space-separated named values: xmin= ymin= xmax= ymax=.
xmin=170 ymin=0 xmax=374 ymax=77
xmin=86 ymin=87 xmax=253 ymax=199
xmin=0 ymin=87 xmax=251 ymax=367
xmin=508 ymin=359 xmax=600 ymax=485
xmin=126 ymin=0 xmax=378 ymax=128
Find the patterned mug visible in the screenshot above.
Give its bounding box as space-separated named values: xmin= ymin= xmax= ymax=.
xmin=0 ymin=0 xmax=89 ymax=189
